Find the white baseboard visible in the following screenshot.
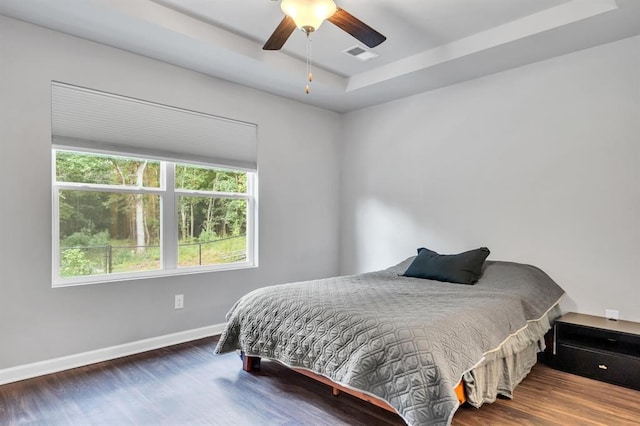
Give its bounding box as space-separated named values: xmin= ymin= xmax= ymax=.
xmin=0 ymin=323 xmax=226 ymax=386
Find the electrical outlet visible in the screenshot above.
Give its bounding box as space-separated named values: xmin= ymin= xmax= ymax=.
xmin=174 ymin=294 xmax=184 ymax=310
xmin=605 ymin=309 xmax=618 ymax=320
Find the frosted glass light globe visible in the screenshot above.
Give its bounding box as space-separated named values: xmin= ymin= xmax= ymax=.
xmin=281 ymin=0 xmax=337 ymax=32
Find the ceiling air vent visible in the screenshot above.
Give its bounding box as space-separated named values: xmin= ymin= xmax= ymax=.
xmin=343 ymin=45 xmax=379 ymax=62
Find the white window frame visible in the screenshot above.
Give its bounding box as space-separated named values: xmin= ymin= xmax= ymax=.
xmin=52 ymin=146 xmax=257 ymax=287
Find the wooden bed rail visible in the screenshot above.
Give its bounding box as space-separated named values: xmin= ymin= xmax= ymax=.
xmin=240 ymin=353 xmax=466 ymax=414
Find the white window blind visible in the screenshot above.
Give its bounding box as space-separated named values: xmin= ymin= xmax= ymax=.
xmin=51 ymin=82 xmax=257 ymax=171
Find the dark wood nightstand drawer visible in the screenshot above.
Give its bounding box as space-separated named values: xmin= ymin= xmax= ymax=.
xmin=556 ymin=323 xmax=640 ymax=356
xmin=556 ymin=343 xmax=640 ymax=390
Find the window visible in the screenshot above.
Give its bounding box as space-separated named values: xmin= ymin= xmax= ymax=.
xmin=51 ymin=82 xmax=258 ymax=286
xmin=53 ymin=149 xmax=256 ymax=285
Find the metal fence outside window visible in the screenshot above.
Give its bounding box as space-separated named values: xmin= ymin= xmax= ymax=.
xmin=60 ymin=235 xmax=246 ymax=275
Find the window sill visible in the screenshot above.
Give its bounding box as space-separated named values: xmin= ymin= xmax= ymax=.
xmin=52 ymin=262 xmax=258 ymax=288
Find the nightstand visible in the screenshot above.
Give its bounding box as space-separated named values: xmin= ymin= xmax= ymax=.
xmin=554 ymin=312 xmax=640 ymax=390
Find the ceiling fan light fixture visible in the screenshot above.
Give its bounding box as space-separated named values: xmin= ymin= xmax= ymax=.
xmin=281 ymin=0 xmax=337 ymax=33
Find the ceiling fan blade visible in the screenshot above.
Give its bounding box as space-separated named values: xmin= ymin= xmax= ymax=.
xmin=327 ymin=7 xmax=386 ymax=48
xmin=263 ymin=15 xmax=297 ymax=50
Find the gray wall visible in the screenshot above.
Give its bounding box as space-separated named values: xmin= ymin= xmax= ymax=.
xmin=0 ymin=16 xmax=341 ymax=369
xmin=340 ymin=35 xmax=640 ymax=322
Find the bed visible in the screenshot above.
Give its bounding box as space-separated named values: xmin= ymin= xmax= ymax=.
xmin=215 ymin=254 xmax=564 ymax=425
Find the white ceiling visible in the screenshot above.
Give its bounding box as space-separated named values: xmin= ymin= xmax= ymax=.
xmin=1 ymin=0 xmax=640 ymax=112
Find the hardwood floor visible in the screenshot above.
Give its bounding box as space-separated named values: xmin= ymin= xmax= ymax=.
xmin=1 ymin=337 xmax=638 ymax=425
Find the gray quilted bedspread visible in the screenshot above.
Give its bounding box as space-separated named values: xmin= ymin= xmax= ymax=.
xmin=215 ymin=260 xmax=564 ymax=425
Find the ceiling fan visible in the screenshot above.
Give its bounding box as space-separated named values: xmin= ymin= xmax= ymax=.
xmin=263 ymin=0 xmax=387 ymax=50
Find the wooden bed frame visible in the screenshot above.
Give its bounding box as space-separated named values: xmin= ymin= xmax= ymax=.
xmin=241 ymin=353 xmax=466 ymax=414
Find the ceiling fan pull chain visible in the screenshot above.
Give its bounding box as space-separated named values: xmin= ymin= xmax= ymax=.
xmin=306 ymin=33 xmax=312 ymax=94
